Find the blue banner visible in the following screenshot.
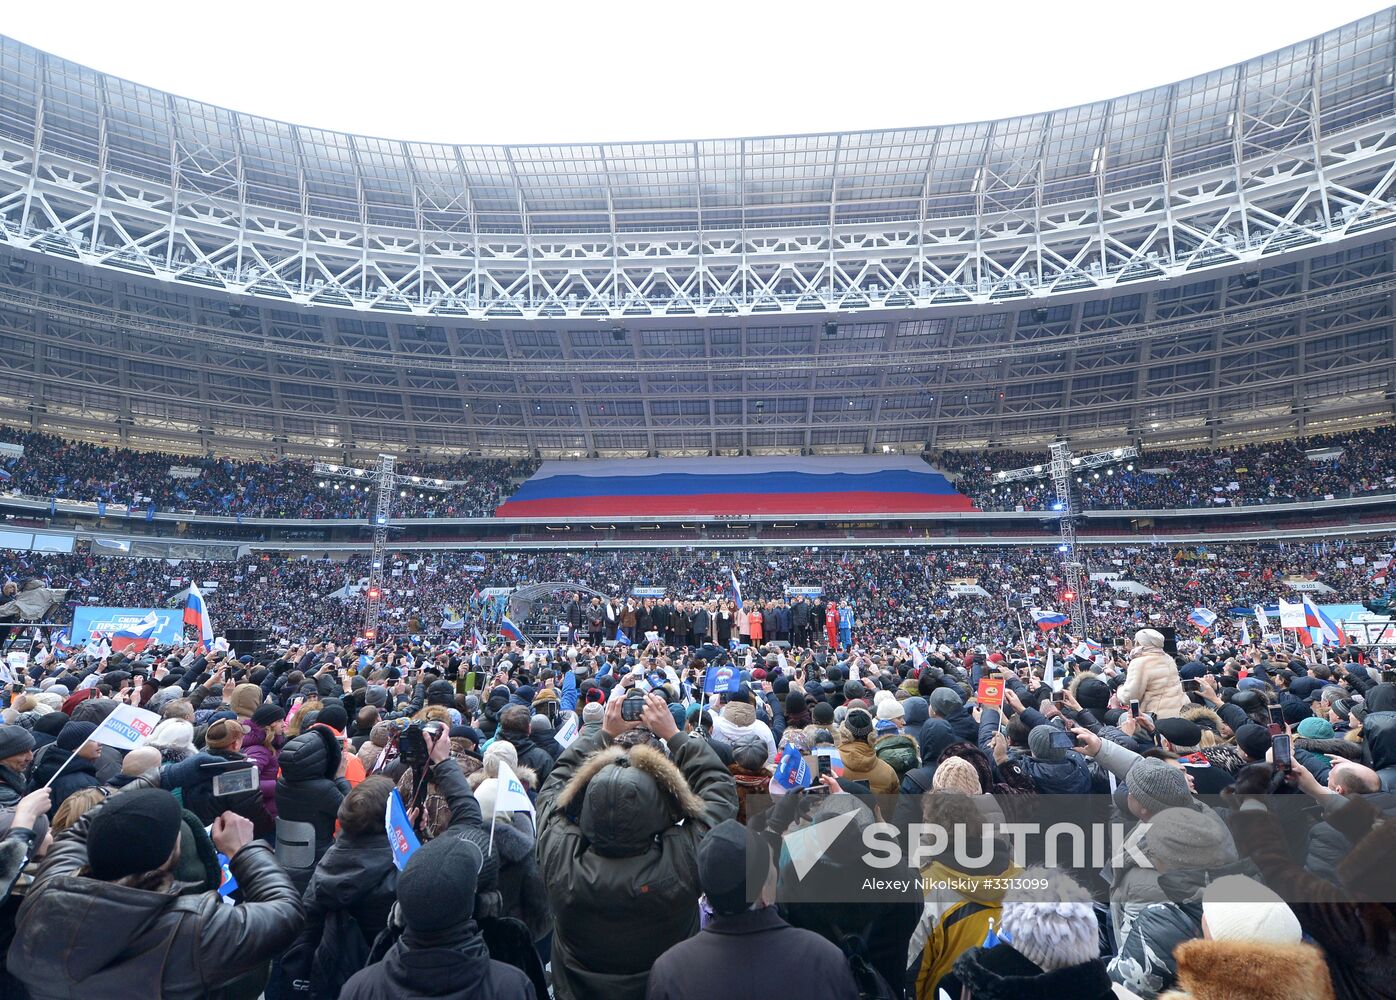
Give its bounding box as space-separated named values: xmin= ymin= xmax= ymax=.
xmin=71 ymin=607 xmax=185 ymax=652
xmin=703 ymin=663 xmax=741 ymax=695
xmin=772 ymin=746 xmax=813 ymax=791
xmin=385 ymin=789 xmax=420 ymax=871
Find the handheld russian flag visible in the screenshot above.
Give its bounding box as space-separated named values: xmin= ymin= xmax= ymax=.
xmin=771 ymin=746 xmax=813 ymax=793
xmin=1073 ymin=638 xmax=1102 ymax=660
xmin=729 ymin=568 xmax=744 ymax=611
xmin=473 ymin=624 xmax=487 ymax=649
xmin=184 ymin=581 xmax=215 ymax=652
xmin=1302 ymin=597 xmax=1347 ymax=646
xmin=499 ymin=616 xmax=524 ymax=642
xmin=1031 ymin=608 xmax=1070 ymax=631
xmin=1188 ymin=608 xmax=1218 ymax=633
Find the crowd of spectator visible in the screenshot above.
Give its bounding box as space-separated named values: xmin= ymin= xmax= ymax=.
xmin=5 ymin=424 xmax=1396 ymax=524
xmin=943 ymin=425 xmax=1396 ymax=512
xmin=0 ymin=427 xmax=536 ymax=519
xmin=7 ymin=539 xmax=1389 ymax=649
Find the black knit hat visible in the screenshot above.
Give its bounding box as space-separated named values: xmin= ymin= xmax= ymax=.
xmin=87 ymin=788 xmax=183 ymax=881
xmin=396 ymin=835 xmax=484 ymax=932
xmin=56 ymin=721 xmax=97 ymax=752
xmin=316 ymin=702 xmax=348 ymax=733
xmin=251 ymin=703 xmax=285 ymax=727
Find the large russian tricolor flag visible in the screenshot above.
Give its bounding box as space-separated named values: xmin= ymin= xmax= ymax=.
xmin=495 ymin=456 xmax=974 ymax=517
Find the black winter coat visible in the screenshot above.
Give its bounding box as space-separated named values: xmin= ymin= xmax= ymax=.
xmin=7 ymin=786 xmax=303 ymax=1000
xmin=500 ymin=733 xmax=554 ymax=784
xmin=275 ymin=727 xmax=351 ymax=890
xmin=283 ymin=830 xmax=398 ymax=999
xmin=647 ymin=906 xmax=859 ymax=1000
xmin=947 ymin=944 xmax=1122 ymax=1000
xmin=339 ymin=926 xmax=535 ymax=1000
xmin=28 ymin=750 xmax=100 ymax=818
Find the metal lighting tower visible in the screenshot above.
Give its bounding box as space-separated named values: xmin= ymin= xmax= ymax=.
xmin=991 ymin=442 xmax=1139 ymax=636
xmin=313 ymin=454 xmax=453 ymax=639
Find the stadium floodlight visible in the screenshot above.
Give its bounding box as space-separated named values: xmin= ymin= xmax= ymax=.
xmin=992 ymin=442 xmax=1139 ymax=635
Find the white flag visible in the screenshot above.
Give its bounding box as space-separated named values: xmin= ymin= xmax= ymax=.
xmin=90 ymin=702 xmax=162 ymax=751
xmin=554 ymin=715 xmax=580 ymax=749
xmin=1240 ymin=619 xmax=1252 ymax=646
xmin=494 ymin=761 xmax=535 ymax=819
xmin=1278 ymin=601 xmax=1307 ymax=629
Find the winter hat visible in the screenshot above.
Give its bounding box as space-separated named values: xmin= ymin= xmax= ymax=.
xmin=582 ymin=702 xmax=604 ymax=726
xmin=426 ymin=680 xmax=455 ymax=706
xmin=1134 ymin=628 xmax=1166 ymax=649
xmin=1237 ymin=677 xmax=1269 ymax=692
xmin=785 ymin=692 xmax=807 ymax=717
xmin=872 ymin=689 xmax=894 ymax=708
xmin=931 ymin=756 xmax=981 ymax=796
xmin=0 ymin=726 xmax=35 ymax=759
xmin=1154 ymin=717 xmax=1203 ymax=750
xmin=812 ymin=702 xmax=835 ymax=725
xmin=930 ymin=687 xmax=962 ymax=718
xmin=1281 ymin=700 xmax=1312 ymax=727
xmin=1296 ymin=717 xmax=1334 ymax=740
xmin=56 ymin=721 xmax=96 ymax=752
xmin=902 ymin=696 xmax=929 ymax=728
xmin=1235 ymin=723 xmax=1273 ymax=761
xmin=1200 ymin=875 xmax=1302 ymax=943
xmin=251 ymin=703 xmax=285 ymax=727
xmin=842 ymin=708 xmax=875 ymax=742
xmin=876 ymin=699 xmax=904 ymax=723
xmin=999 ymin=869 xmax=1100 ymax=971
xmin=1143 ymin=806 xmax=1236 ymax=872
xmin=316 ymin=702 xmax=348 ymax=733
xmin=698 ymin=818 xmax=770 ymax=915
xmin=365 ymin=686 xmax=388 ymax=708
xmin=731 ymin=738 xmax=768 ymax=774
xmin=843 ymin=679 xmax=866 ymax=702
xmin=229 ymin=684 xmax=263 ymax=719
xmin=120 ymin=746 xmax=161 ymax=778
xmin=396 ymin=834 xmax=484 ymax=933
xmin=86 ymin=788 xmax=183 ymax=881
xmin=1126 ymin=760 xmax=1194 ymax=815
xmin=474 ymin=777 xmax=501 ymax=824
xmin=482 ymin=740 xmax=519 ymax=777
xmin=1073 ymin=676 xmax=1111 ymax=713
xmin=530 ymin=714 xmax=554 ymax=737
xmin=203 ymin=719 xmax=245 ymax=751
xmin=1027 ymin=725 xmax=1067 ymax=763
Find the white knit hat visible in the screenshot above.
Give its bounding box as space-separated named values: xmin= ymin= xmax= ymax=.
xmin=873 ymin=690 xmax=894 ymax=707
xmin=1201 ymin=875 xmax=1302 ymax=944
xmin=998 ymin=868 xmax=1099 ymax=971
xmin=876 ymin=699 xmax=904 ymax=722
xmin=482 ymin=740 xmax=518 ymax=777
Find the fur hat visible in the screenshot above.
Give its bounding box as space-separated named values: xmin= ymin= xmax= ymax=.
xmin=999 ymin=868 xmax=1099 ymax=971
xmin=556 ymin=744 xmax=706 ymax=857
xmin=1160 ymin=939 xmax=1335 ymax=1000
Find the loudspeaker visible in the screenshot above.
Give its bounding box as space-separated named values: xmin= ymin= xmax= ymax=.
xmin=224 ymin=627 xmax=268 ymax=655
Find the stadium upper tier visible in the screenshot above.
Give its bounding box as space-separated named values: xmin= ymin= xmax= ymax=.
xmin=1 ymin=15 xmax=1395 ymax=321
xmin=3 ymin=424 xmax=1396 ymax=521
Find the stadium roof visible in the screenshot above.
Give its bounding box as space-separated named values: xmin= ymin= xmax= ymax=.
xmin=0 ymin=14 xmax=1395 ymax=317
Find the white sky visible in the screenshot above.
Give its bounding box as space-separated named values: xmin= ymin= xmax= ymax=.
xmin=5 ymin=0 xmax=1390 ymax=145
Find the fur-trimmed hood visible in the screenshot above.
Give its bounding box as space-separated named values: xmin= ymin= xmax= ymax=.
xmin=555 ymin=743 xmax=706 ymax=857
xmin=1159 ymin=939 xmax=1334 ymax=1000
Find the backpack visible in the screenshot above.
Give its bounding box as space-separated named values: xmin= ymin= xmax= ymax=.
xmin=309 ymin=907 xmax=371 ymax=1000
xmin=838 ymin=931 xmax=897 ymax=1000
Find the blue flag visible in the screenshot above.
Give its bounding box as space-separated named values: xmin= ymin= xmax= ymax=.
xmin=703 ymin=663 xmax=741 ymax=695
xmin=385 ymin=789 xmax=420 ymax=871
xmin=216 ymin=852 xmax=239 ymax=897
xmin=771 ymin=746 xmax=813 ymax=792
xmin=616 ymin=629 xmax=632 ymax=646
